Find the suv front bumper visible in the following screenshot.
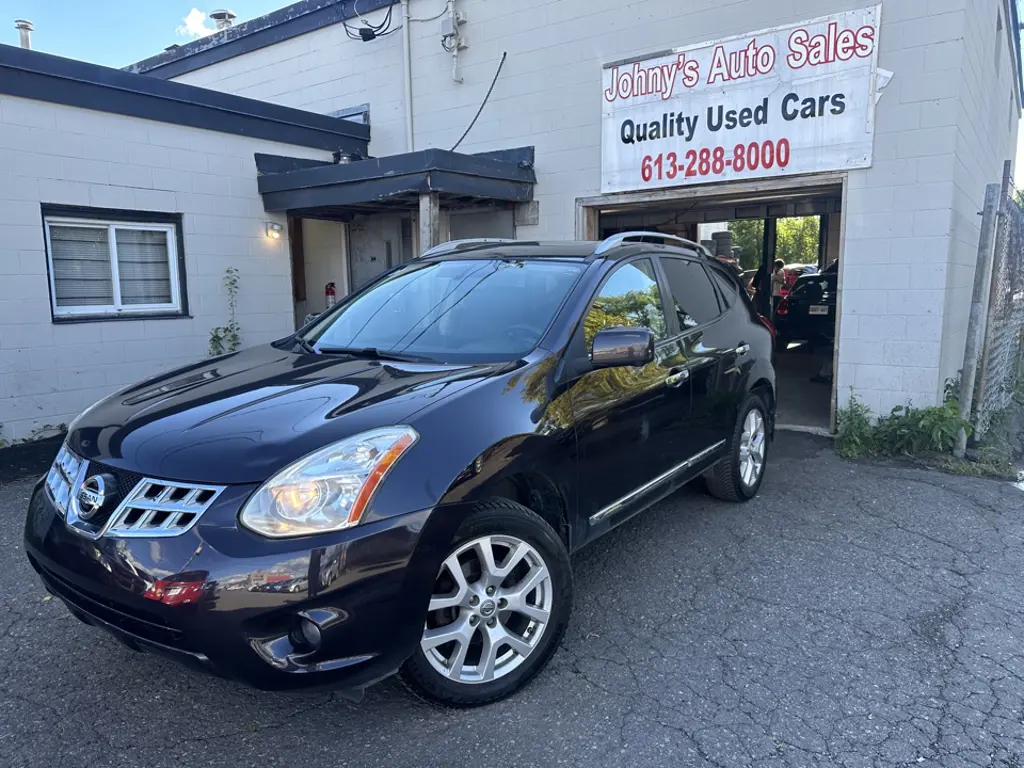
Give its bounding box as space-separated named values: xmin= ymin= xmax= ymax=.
xmin=23 ymin=478 xmax=457 ymax=692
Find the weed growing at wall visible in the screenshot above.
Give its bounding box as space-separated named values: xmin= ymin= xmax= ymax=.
xmin=836 ymin=384 xmax=1020 ymax=480
xmin=835 ymin=393 xmax=874 ymax=459
xmin=835 ymin=387 xmax=971 ymax=459
xmin=209 ymin=267 xmax=241 ymax=357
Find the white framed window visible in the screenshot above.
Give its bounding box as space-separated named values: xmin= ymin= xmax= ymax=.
xmin=43 ymin=209 xmax=186 ymax=320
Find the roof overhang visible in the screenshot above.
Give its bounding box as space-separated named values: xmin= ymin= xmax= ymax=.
xmin=257 ymin=147 xmax=536 ymax=217
xmin=0 ymin=44 xmax=369 ymax=154
xmin=127 ymin=0 xmax=394 ymax=79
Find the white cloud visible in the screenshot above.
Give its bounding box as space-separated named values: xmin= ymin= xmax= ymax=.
xmin=176 ymin=8 xmax=215 ymax=38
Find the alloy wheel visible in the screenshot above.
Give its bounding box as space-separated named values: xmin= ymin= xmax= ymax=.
xmin=421 ymin=535 xmax=553 ymax=684
xmin=738 ymin=409 xmax=766 ymax=487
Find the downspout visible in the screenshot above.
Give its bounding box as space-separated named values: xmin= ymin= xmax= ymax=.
xmin=401 ymin=0 xmax=415 ymax=151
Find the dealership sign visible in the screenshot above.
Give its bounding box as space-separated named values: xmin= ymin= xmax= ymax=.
xmin=601 ymin=7 xmax=882 ymax=193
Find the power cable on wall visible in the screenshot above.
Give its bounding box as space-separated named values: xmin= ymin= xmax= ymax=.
xmin=450 ymin=52 xmax=508 ymax=151
xmin=343 ymin=1 xmax=400 ymax=40
xmin=410 ymin=0 xmax=452 ymax=23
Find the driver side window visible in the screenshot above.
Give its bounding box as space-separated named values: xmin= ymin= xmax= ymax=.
xmin=584 ymin=259 xmax=667 ymax=348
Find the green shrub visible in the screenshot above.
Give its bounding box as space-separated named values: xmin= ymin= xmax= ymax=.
xmin=209 ymin=267 xmax=241 ymax=357
xmin=836 ymin=388 xmax=971 ymax=459
xmin=873 ymin=402 xmax=970 ymax=456
xmin=835 ymin=393 xmax=875 ymax=458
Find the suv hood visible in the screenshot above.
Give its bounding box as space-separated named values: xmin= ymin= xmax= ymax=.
xmin=67 ymin=344 xmax=494 ymax=484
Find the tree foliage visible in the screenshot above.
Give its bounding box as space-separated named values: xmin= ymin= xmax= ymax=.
xmin=728 ymin=216 xmax=821 ymax=270
xmin=776 ymin=217 xmax=822 ymax=266
xmin=728 ymin=220 xmax=764 ymax=270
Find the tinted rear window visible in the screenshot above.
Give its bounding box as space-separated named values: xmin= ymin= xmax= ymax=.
xmin=659 ymin=258 xmax=723 ymax=330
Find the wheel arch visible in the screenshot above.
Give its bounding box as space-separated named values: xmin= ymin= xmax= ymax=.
xmin=482 ymin=471 xmax=571 ymax=551
xmin=434 ymin=435 xmax=575 ymax=552
xmin=750 ymin=377 xmax=776 ymax=434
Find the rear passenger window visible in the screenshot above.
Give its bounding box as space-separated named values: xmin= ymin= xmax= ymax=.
xmin=659 ymin=258 xmax=722 ymax=330
xmin=793 ymin=277 xmax=828 ymax=301
xmin=707 ymin=269 xmax=737 ymax=309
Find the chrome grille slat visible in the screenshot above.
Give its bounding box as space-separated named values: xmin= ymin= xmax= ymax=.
xmin=45 ymin=445 xmax=88 ymax=519
xmin=46 ymin=444 xmax=223 ymax=539
xmin=115 ymin=499 xmax=207 ymax=514
xmin=104 ymin=478 xmax=224 ymax=539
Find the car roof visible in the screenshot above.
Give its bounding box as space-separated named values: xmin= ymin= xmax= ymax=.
xmin=418 ymin=237 xmax=704 ymax=264
xmin=426 ymin=242 xmax=599 ymax=261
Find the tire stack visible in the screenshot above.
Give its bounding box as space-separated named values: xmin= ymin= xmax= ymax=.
xmin=711 ymin=230 xmax=734 ymax=259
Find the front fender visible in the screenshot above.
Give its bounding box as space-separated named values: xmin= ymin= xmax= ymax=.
xmin=359 ymin=354 xmax=577 ymax=534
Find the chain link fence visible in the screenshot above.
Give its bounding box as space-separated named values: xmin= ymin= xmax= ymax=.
xmin=974 ymin=178 xmax=1024 ymax=436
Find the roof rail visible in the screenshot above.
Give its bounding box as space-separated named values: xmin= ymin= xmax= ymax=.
xmin=418 ymin=238 xmax=521 ymax=259
xmin=593 ymin=231 xmax=701 ymax=256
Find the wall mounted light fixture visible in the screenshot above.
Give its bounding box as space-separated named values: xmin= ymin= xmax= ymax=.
xmin=265 ymin=222 xmax=284 ymax=240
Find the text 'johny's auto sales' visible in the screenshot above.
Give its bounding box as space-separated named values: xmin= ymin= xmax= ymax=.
xmin=601 ymin=6 xmax=884 ymax=194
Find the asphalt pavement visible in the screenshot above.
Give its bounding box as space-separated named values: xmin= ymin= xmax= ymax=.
xmin=2 ymin=433 xmax=1024 ymax=768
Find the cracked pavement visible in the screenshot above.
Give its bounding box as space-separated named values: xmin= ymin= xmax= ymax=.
xmin=2 ymin=432 xmax=1024 ymax=767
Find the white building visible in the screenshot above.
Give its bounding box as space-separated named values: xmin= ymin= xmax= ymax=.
xmin=0 ymin=0 xmax=1020 ymax=440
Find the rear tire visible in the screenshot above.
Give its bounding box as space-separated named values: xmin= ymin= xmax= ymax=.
xmin=703 ymin=393 xmax=770 ymax=502
xmin=400 ymin=499 xmax=573 ymax=707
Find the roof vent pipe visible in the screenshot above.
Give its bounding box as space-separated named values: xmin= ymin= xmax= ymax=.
xmin=209 ymin=9 xmax=236 ymax=29
xmin=14 ymin=19 xmax=33 ymax=49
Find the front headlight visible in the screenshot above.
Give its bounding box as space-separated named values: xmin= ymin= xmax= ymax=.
xmin=239 ymin=427 xmax=418 ymax=539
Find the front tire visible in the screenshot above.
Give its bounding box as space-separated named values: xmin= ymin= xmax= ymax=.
xmin=400 ymin=499 xmax=573 ymax=707
xmin=703 ymin=393 xmax=770 ymax=502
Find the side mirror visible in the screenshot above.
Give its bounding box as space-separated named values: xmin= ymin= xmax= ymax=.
xmin=591 ymin=327 xmax=655 ymax=369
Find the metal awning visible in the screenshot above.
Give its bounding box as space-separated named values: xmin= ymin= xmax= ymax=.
xmin=256 ymin=146 xmax=536 ymax=219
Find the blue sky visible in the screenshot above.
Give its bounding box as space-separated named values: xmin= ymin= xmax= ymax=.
xmin=0 ymin=1 xmax=287 ymax=67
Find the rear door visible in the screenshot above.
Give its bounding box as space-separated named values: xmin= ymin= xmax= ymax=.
xmin=658 ymin=256 xmax=748 ymax=454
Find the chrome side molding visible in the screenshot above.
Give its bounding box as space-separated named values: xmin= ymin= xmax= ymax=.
xmin=589 ymin=440 xmax=727 ymax=525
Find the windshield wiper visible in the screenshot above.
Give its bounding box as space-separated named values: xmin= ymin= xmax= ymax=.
xmin=317 ymin=346 xmax=432 ymax=363
xmin=293 ymin=337 xmax=318 ymax=355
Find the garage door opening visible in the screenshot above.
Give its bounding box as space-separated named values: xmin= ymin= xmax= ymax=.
xmin=578 ymin=177 xmax=844 ymax=433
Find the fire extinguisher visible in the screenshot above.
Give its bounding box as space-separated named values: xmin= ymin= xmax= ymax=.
xmin=325 ymin=282 xmax=336 ymax=310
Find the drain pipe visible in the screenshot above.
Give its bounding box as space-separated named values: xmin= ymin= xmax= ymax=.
xmin=401 ymin=0 xmax=414 ymax=151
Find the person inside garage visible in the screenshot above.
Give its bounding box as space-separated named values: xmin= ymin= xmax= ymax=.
xmin=771 ymin=259 xmax=786 ymax=316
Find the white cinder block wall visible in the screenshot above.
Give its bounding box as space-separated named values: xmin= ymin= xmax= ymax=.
xmin=172 ymin=0 xmax=1019 ymax=414
xmin=0 ymin=95 xmax=332 ymax=442
xmin=940 ymin=0 xmax=1020 ymax=387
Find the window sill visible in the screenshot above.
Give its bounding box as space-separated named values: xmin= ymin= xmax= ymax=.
xmin=52 ymin=313 xmax=193 ymax=325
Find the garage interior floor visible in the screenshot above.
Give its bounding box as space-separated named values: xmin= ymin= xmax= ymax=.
xmin=775 ymin=343 xmax=832 ymax=431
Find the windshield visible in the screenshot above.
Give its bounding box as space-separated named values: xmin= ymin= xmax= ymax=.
xmin=303 ymin=259 xmax=584 ymax=363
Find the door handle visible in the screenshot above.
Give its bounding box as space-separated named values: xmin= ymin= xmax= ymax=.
xmin=666 ymin=368 xmax=690 ymax=387
xmin=736 ymin=343 xmax=751 ymax=356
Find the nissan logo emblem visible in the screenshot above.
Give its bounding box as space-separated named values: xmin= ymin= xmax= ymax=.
xmin=77 ymin=475 xmax=114 ymax=520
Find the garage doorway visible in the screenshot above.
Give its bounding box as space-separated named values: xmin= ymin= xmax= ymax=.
xmin=577 ymin=175 xmax=846 ymax=433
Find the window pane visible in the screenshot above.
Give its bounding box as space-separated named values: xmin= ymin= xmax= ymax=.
xmin=116 ymin=229 xmax=172 ymax=305
xmin=49 ymin=225 xmax=113 ymax=307
xmin=660 ymin=258 xmax=722 ymax=330
xmin=307 ymin=259 xmax=584 ymax=363
xmin=584 ymin=259 xmax=666 ymax=347
xmin=708 ymin=269 xmax=737 ymax=308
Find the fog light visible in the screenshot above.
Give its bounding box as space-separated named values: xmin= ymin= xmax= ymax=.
xmin=289 ymin=616 xmax=322 ymax=653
